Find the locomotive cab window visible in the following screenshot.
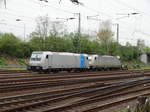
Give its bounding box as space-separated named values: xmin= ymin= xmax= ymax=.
xmin=30 ymin=53 xmax=42 ymax=61
xmin=95 ymin=57 xmax=97 ymax=60
xmin=46 ymin=55 xmax=48 ymax=59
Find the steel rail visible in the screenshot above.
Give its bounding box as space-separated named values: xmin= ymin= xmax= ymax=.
xmin=42 ymin=83 xmax=150 ymax=112
xmin=0 ymin=73 xmax=148 ymax=92
xmin=1 ymin=78 xmax=150 ymax=112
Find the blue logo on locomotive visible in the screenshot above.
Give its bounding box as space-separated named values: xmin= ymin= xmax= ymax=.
xmin=80 ymin=54 xmax=85 ymax=68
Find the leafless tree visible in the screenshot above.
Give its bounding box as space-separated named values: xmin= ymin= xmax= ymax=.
xmin=35 ymin=15 xmax=49 ymax=39
xmin=33 ymin=15 xmax=66 ymax=38
xmin=97 ymin=20 xmax=113 ymax=44
xmin=97 ymin=20 xmax=114 ymax=53
xmin=49 ymin=21 xmax=66 ymax=37
xmin=137 ymin=39 xmax=145 ymax=53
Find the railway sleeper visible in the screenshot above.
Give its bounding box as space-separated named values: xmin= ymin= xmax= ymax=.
xmin=1 ymin=79 xmax=150 ymax=112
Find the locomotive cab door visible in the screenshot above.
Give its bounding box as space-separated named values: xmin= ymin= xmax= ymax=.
xmin=45 ymin=55 xmax=50 ymax=69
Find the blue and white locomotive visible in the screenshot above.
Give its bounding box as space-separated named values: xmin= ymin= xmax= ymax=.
xmin=27 ymin=51 xmax=122 ymax=72
xmin=27 ymin=51 xmax=89 ymax=72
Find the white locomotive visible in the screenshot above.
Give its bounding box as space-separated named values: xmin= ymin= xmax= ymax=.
xmin=88 ymin=55 xmax=121 ymax=70
xmin=27 ymin=51 xmax=89 ymax=72
xmin=27 ymin=51 xmax=121 ymax=72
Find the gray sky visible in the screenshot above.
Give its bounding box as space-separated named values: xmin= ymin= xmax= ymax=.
xmin=0 ymin=0 xmax=150 ymax=45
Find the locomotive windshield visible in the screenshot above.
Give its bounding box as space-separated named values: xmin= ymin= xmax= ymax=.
xmin=30 ymin=52 xmax=43 ymax=61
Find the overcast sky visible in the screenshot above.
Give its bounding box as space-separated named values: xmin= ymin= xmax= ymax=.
xmin=0 ymin=0 xmax=150 ymax=45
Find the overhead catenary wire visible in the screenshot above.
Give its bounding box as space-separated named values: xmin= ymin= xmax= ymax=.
xmin=29 ymin=0 xmax=75 ymax=15
xmin=0 ymin=0 xmax=78 ymax=36
xmin=0 ymin=22 xmax=35 ymax=30
xmin=29 ymin=0 xmax=94 ymax=20
xmin=82 ymin=5 xmax=112 ymax=18
xmin=33 ymin=0 xmax=114 ymax=21
xmin=135 ymin=30 xmax=150 ymax=37
xmin=107 ymin=0 xmax=150 ymax=45
xmin=0 ymin=9 xmax=35 ymax=21
xmin=0 ymin=23 xmax=35 ymax=38
xmin=0 ymin=0 xmax=150 ymax=45
xmin=59 ymin=0 xmax=113 ymax=18
xmin=0 ymin=0 xmax=113 ymax=25
xmin=0 ymin=0 xmax=74 ymax=22
xmin=0 ymin=13 xmax=36 ymax=29
xmin=110 ymin=0 xmax=150 ymax=25
xmin=0 ymin=8 xmax=70 ymax=24
xmin=112 ymin=0 xmax=150 ymax=17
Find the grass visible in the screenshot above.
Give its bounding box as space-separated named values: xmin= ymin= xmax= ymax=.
xmin=122 ymin=60 xmax=150 ymax=70
xmin=0 ymin=67 xmax=27 ymax=70
xmin=0 ymin=57 xmax=7 ymax=65
xmin=119 ymin=108 xmax=131 ymax=112
xmin=0 ymin=56 xmax=27 ymax=70
xmin=17 ymin=58 xmax=27 ymax=65
xmin=119 ymin=103 xmax=150 ymax=112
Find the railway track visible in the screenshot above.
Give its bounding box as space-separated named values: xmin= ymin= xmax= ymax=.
xmin=0 ymin=69 xmax=150 ymax=112
xmin=0 ymin=73 xmax=149 ymax=93
xmin=0 ymin=78 xmax=150 ymax=112
xmin=0 ymin=70 xmax=147 ymax=83
xmin=0 ymin=69 xmax=149 ymax=86
xmin=0 ymin=70 xmax=29 ymax=74
xmin=0 ymin=69 xmax=148 ymax=76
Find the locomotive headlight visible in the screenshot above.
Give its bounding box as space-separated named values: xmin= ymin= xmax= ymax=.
xmin=116 ymin=56 xmax=120 ymax=59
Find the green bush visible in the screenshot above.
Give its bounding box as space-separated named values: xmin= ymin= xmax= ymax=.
xmin=0 ymin=32 xmax=142 ymax=62
xmin=17 ymin=58 xmax=27 ymax=65
xmin=0 ymin=57 xmax=7 ymax=65
xmin=0 ymin=33 xmax=32 ymax=58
